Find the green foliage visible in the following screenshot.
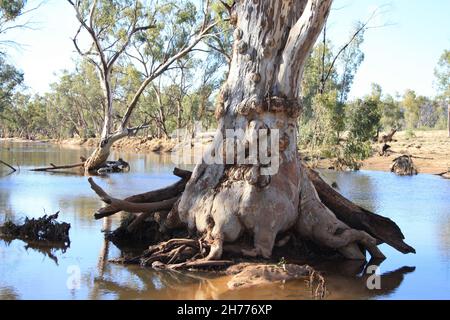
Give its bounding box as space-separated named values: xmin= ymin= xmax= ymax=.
xmin=402 ymin=89 xmax=420 ymax=129
xmin=337 ymin=22 xmax=365 ymax=104
xmin=300 ymin=23 xmax=369 ymax=169
xmin=346 ymin=97 xmax=381 ymax=142
xmin=331 ymin=96 xmax=381 ymax=170
xmin=0 ymin=0 xmax=26 ymax=22
xmin=0 ymin=55 xmax=23 ymax=111
xmin=405 ymin=128 xmax=416 ymax=139
xmin=379 ymin=94 xmax=403 ymax=130
xmin=434 ymin=49 xmax=450 ymax=102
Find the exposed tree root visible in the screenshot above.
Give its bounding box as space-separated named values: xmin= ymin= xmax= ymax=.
xmin=93 ymin=167 xmax=191 ymax=219
xmin=111 ymin=236 xmax=233 ymax=270
xmin=304 ymin=163 xmax=416 ymax=254
xmin=88 ymin=165 xmax=414 ymax=272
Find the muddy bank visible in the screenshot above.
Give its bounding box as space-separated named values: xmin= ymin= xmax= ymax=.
xmin=2 ymin=136 xmax=174 ymax=152
xmin=53 ymin=137 xmax=177 ymax=153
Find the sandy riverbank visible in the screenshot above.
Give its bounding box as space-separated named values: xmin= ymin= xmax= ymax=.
xmin=308 ymin=130 xmax=449 ymax=176
xmin=0 ymin=136 xmax=177 ymax=157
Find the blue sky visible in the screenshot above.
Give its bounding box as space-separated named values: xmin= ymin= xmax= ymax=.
xmin=2 ymin=0 xmax=450 ymax=99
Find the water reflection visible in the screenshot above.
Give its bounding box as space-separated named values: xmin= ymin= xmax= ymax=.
xmin=88 ymin=259 xmax=415 ymax=300
xmin=0 ymin=141 xmax=449 ymax=299
xmin=309 ymin=259 xmax=415 ymax=299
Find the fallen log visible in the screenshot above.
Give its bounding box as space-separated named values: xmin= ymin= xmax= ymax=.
xmin=379 ymin=128 xmax=397 ymax=143
xmin=304 ymin=164 xmax=415 ymax=254
xmin=30 ymin=162 xmax=85 ymax=172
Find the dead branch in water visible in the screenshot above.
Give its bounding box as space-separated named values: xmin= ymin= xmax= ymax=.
xmin=88 ymin=177 xmax=179 ymax=214
xmin=0 ymin=159 xmax=17 ymax=172
xmin=93 ymin=167 xmax=191 ymax=219
xmin=30 ymin=162 xmax=85 ymax=172
xmin=0 ymin=211 xmax=70 ymax=245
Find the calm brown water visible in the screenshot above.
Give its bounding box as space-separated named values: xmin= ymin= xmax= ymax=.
xmin=0 ymin=140 xmax=449 ymax=299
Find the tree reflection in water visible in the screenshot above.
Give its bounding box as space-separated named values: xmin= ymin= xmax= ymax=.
xmin=91 ymin=244 xmax=415 ymax=300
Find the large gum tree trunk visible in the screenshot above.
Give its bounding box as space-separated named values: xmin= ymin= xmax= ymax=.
xmin=172 ymin=0 xmax=385 ymax=260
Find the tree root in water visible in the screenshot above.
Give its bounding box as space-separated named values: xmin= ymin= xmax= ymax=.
xmin=87 ymin=165 xmax=415 ymax=299
xmin=111 ymin=235 xmax=233 ymax=270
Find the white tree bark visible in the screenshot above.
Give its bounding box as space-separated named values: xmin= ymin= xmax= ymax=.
xmin=175 ymin=0 xmax=336 ymax=259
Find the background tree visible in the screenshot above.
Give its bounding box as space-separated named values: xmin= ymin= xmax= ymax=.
xmin=434 ymin=50 xmax=450 ymax=102
xmin=67 ymin=0 xmax=216 ymax=171
xmin=434 ymin=49 xmax=450 ymax=136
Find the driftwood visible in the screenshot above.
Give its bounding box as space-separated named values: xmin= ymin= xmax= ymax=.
xmin=379 ymin=143 xmax=391 ymax=156
xmin=97 ymin=158 xmax=130 ymax=174
xmin=391 ymin=155 xmax=418 ymax=176
xmin=0 ymin=211 xmax=70 ymax=246
xmin=30 ymin=157 xmax=132 ymax=174
xmin=93 ymin=167 xmax=191 ymax=219
xmin=436 ymin=169 xmax=450 ymax=179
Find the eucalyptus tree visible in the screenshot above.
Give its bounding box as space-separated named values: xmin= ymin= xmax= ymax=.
xmin=67 ymin=0 xmax=217 ymax=171
xmin=434 ymin=50 xmax=450 ymax=102
xmin=88 ymin=0 xmax=414 ymax=266
xmin=175 ymin=0 xmax=389 ymax=260
xmin=434 ymin=50 xmax=450 ymax=135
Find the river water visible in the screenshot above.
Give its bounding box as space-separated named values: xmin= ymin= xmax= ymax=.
xmin=0 ymin=141 xmax=449 ymax=299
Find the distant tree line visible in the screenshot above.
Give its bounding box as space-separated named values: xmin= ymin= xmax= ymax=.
xmin=0 ymin=1 xmax=448 ymax=170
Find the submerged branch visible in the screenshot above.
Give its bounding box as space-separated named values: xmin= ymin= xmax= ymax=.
xmin=30 ymin=162 xmax=85 ymax=172
xmin=0 ymin=159 xmax=17 ymax=172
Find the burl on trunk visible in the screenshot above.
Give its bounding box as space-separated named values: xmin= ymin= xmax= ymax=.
xmin=89 ymin=0 xmax=415 ymax=266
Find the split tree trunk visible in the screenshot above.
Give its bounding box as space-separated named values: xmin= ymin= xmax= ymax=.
xmin=170 ymin=0 xmax=390 ymax=260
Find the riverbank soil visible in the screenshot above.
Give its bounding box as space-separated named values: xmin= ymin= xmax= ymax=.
xmin=363 ymin=130 xmax=450 ymax=174
xmin=55 ymin=137 xmax=177 ymax=153
xmin=304 ymin=130 xmax=450 ymax=175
